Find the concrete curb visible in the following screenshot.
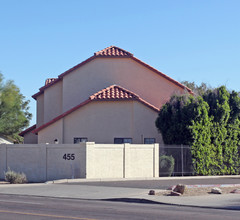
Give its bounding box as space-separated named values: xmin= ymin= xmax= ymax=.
xmin=45 ymin=175 xmax=240 ymax=184
xmin=102 ymin=197 xmax=240 ymax=211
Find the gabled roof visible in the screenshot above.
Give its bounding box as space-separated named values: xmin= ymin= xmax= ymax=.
xmin=19 ymin=124 xmax=36 ymax=137
xmin=90 ymin=84 xmax=138 ymax=100
xmin=94 ymin=46 xmax=133 ymax=57
xmin=33 ymin=85 xmax=159 ymax=134
xmin=32 ymin=46 xmax=192 ymax=99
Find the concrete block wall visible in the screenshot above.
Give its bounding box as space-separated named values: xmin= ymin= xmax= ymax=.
xmin=0 ymin=143 xmax=159 ymax=182
xmin=86 ymin=143 xmax=124 ymax=179
xmin=46 ymin=144 xmax=87 ymax=181
xmin=125 ymin=144 xmax=159 ymax=178
xmin=0 ymin=144 xmax=87 ymax=182
xmin=86 ymin=143 xmax=159 ymax=179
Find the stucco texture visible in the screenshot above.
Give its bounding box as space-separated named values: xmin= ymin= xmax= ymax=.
xmin=31 ymin=53 xmax=189 ymax=144
xmin=62 ymin=58 xmax=184 ymax=112
xmin=0 ymin=143 xmax=158 ymax=182
xmin=38 ymin=100 xmax=162 ymax=144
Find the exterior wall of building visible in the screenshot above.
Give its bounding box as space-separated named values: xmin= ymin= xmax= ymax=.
xmin=36 ymin=94 xmax=44 ymax=127
xmin=38 ymin=119 xmax=63 ymax=144
xmin=32 ymin=56 xmax=186 ymax=145
xmin=62 ymin=58 xmax=185 ymax=112
xmin=61 ymin=100 xmax=162 ymax=144
xmin=43 ymin=81 xmax=63 ymax=124
xmin=23 ymin=131 xmax=38 ymax=144
xmin=0 ymin=143 xmax=159 ymax=182
xmin=132 ymin=101 xmax=162 ymax=143
xmin=63 ymin=101 xmax=133 ymax=144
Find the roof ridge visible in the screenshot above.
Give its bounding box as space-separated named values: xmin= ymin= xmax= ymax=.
xmin=33 ymin=86 xmax=159 ymax=134
xmin=89 ymin=85 xmax=140 ymax=100
xmin=32 ymin=46 xmax=192 ymax=99
xmin=113 ymin=85 xmax=140 ymax=98
xmin=94 ymin=46 xmax=133 ymax=57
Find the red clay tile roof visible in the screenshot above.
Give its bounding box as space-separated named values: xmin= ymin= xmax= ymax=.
xmin=90 ymin=85 xmax=138 ymax=100
xmin=33 ymin=85 xmax=159 ymax=134
xmin=32 ymin=77 xmax=61 ymax=99
xmin=94 ymin=46 xmax=133 ymax=57
xmin=19 ymin=124 xmax=36 ymax=137
xmin=32 ymin=46 xmax=192 ymax=99
xmin=45 ymin=78 xmax=57 ymax=85
xmin=90 ymin=85 xmax=159 ymax=111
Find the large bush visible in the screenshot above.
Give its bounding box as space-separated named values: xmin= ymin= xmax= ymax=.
xmin=156 ymin=86 xmax=240 ymax=175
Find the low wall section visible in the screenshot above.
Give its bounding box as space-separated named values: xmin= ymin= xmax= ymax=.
xmin=0 ymin=143 xmax=159 ymax=182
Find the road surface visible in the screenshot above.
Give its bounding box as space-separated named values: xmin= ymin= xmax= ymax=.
xmin=0 ymin=194 xmax=239 ymax=220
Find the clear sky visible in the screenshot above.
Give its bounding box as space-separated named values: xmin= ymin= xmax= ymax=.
xmin=0 ymin=0 xmax=239 ymax=126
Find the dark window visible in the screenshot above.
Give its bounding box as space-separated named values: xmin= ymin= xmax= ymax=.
xmin=114 ymin=138 xmax=132 ymax=144
xmin=74 ymin=137 xmax=88 ymax=144
xmin=144 ymin=138 xmax=155 ymax=144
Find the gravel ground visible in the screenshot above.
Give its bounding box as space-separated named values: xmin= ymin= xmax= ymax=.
xmin=156 ymin=186 xmax=240 ymax=196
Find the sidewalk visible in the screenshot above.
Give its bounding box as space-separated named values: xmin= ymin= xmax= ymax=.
xmin=0 ymin=177 xmax=239 ymax=210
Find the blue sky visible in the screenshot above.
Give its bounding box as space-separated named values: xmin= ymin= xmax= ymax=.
xmin=0 ymin=0 xmax=239 ymax=125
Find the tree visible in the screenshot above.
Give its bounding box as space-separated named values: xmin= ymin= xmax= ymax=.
xmin=181 ymin=81 xmax=212 ymax=96
xmin=156 ymin=85 xmax=240 ymax=175
xmin=0 ymin=73 xmax=32 ymax=142
xmin=155 ymin=94 xmax=207 ymax=145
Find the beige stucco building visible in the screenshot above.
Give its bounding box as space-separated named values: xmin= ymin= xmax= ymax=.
xmin=20 ymin=46 xmax=192 ymax=145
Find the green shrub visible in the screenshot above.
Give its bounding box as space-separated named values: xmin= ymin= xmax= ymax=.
xmin=159 ymin=155 xmax=175 ymax=177
xmin=4 ymin=168 xmax=27 ymax=184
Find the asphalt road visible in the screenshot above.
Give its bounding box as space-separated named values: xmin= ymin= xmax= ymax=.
xmin=0 ymin=194 xmax=240 ymax=220
xmin=61 ymin=177 xmax=240 ymax=189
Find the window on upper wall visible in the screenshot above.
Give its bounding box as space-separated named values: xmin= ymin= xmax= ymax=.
xmin=114 ymin=138 xmax=132 ymax=144
xmin=74 ymin=137 xmax=88 ymax=144
xmin=144 ymin=138 xmax=155 ymax=144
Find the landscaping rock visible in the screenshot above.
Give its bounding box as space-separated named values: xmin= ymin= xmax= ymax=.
xmin=230 ymin=189 xmax=240 ymax=194
xmin=170 ymin=191 xmax=181 ymax=196
xmin=173 ymin=184 xmax=186 ymax=194
xmin=149 ymin=190 xmax=155 ymax=195
xmin=211 ymin=187 xmax=222 ymax=194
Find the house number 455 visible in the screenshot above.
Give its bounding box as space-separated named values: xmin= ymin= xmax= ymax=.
xmin=63 ymin=153 xmax=75 ymax=160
